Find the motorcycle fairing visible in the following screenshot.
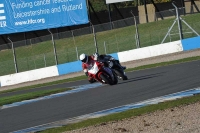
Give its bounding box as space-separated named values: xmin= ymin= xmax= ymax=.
xmin=88 ymin=62 xmax=99 ymax=75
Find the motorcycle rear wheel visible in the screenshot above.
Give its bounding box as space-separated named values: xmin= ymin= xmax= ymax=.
xmin=113 ymin=73 xmax=118 ymax=85
xmin=114 ymin=69 xmax=128 ymax=80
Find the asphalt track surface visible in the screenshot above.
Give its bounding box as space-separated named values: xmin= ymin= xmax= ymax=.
xmin=1 ymin=60 xmax=200 ymax=133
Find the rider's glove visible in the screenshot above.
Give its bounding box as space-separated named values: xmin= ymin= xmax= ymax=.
xmin=83 ymin=69 xmax=89 ymax=76
xmin=93 ymin=52 xmax=99 ymax=60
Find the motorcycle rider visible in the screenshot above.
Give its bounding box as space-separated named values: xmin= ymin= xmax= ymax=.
xmin=79 ymin=53 xmax=98 ymax=83
xmin=80 ymin=53 xmax=126 ymax=83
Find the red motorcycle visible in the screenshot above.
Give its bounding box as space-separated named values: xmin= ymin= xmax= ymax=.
xmin=87 ymin=60 xmax=118 ymax=85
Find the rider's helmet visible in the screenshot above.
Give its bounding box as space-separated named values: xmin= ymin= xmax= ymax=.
xmin=80 ymin=53 xmax=88 ymax=63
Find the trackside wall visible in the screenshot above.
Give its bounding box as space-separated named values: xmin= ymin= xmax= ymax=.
xmin=57 ymin=61 xmax=82 ymax=76
xmin=117 ymin=40 xmax=183 ymax=63
xmin=181 ymin=36 xmax=200 ymax=51
xmin=0 ymin=37 xmax=200 ymax=87
xmin=0 ymin=66 xmax=58 ymax=87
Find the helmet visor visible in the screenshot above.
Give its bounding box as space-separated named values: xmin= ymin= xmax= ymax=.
xmin=81 ymin=57 xmax=88 ymax=63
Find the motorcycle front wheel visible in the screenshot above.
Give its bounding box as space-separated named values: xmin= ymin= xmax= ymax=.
xmin=100 ymin=73 xmax=113 ymax=85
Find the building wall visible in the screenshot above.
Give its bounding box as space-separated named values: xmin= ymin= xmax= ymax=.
xmin=185 ymin=1 xmax=200 ymax=13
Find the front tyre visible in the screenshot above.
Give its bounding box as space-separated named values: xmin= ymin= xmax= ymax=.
xmin=88 ymin=78 xmax=96 ymax=83
xmin=100 ymin=74 xmax=113 ymax=85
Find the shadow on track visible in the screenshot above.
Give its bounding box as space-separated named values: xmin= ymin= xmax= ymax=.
xmin=117 ymin=72 xmax=166 ymax=85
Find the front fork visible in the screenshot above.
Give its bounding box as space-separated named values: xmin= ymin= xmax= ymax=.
xmin=103 ymin=67 xmax=115 ymax=81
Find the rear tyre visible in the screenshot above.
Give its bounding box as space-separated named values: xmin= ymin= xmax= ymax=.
xmin=100 ymin=74 xmax=113 ymax=85
xmin=113 ymin=74 xmax=118 ymax=85
xmin=114 ymin=69 xmax=128 ymax=80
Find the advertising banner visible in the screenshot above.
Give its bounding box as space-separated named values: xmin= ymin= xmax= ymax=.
xmin=0 ymin=0 xmax=89 ymax=34
xmin=106 ymin=0 xmax=133 ymax=4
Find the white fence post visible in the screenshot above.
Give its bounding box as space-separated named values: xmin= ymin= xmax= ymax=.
xmin=104 ymin=41 xmax=107 ymax=54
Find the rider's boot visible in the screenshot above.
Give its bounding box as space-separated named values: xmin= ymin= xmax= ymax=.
xmin=115 ymin=60 xmax=126 ymax=70
xmin=118 ymin=63 xmax=126 ymax=70
xmin=121 ymin=66 xmax=126 ymax=70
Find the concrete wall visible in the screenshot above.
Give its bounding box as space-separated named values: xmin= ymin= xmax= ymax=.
xmin=0 ymin=66 xmax=58 ymax=87
xmin=118 ymin=40 xmax=182 ymax=63
xmin=57 ymin=61 xmax=82 ymax=76
xmin=182 ymin=36 xmax=200 ymax=51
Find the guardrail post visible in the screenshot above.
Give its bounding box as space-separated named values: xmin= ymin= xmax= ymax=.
xmin=48 ymin=29 xmax=58 ymax=65
xmin=131 ymin=10 xmax=140 ymax=48
xmin=76 ymin=47 xmax=79 ymax=60
xmin=7 ymin=37 xmax=18 ymax=73
xmin=44 ymin=54 xmax=47 ymax=67
xmin=104 ymin=41 xmax=107 ymax=54
xmin=161 ymin=2 xmax=199 ymax=43
xmin=173 ymin=2 xmax=183 ymax=40
xmin=90 ymin=21 xmax=98 ymax=53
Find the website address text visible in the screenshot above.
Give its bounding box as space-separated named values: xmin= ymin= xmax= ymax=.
xmin=15 ymin=18 xmax=45 ymax=26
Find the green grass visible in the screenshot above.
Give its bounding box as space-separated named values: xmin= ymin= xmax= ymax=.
xmin=0 ymin=13 xmax=200 ymax=75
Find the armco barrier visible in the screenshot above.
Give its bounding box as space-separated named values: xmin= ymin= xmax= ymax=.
xmin=117 ymin=40 xmax=183 ymax=63
xmin=0 ymin=66 xmax=59 ymax=87
xmin=181 ymin=36 xmax=200 ymax=51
